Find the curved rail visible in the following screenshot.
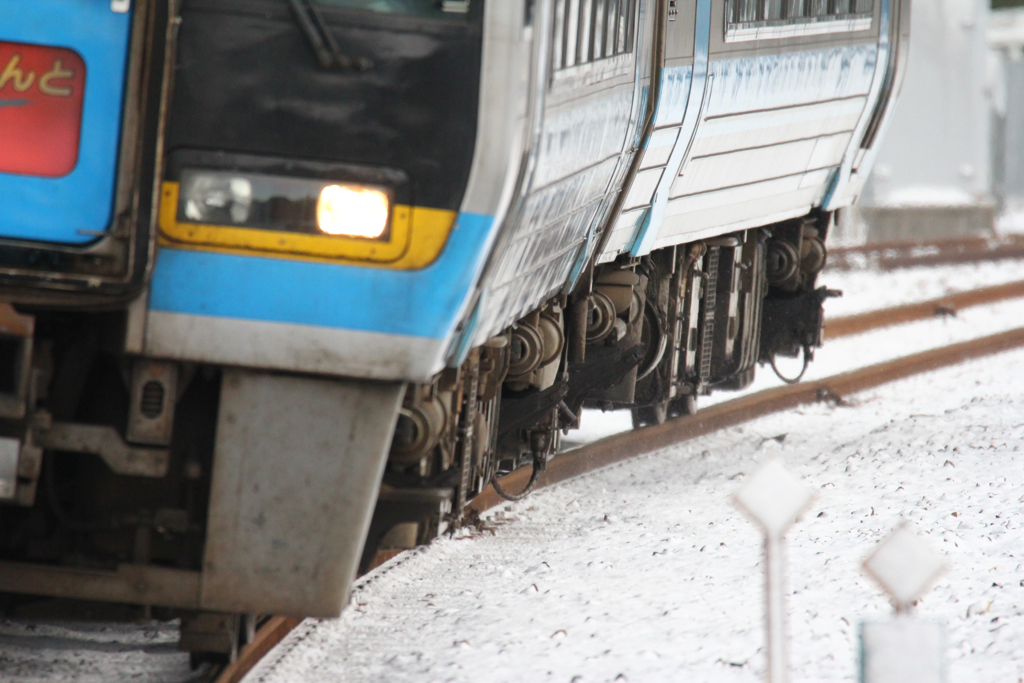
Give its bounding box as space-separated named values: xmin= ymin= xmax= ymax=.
xmin=211 ymin=617 xmax=301 ymax=683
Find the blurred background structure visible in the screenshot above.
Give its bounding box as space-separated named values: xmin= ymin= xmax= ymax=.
xmin=835 ymin=0 xmax=1024 ymax=244
xmin=990 ymin=0 xmax=1024 ymax=227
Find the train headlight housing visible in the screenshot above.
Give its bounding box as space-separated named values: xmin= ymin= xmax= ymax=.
xmin=317 ymin=185 xmax=389 ymax=239
xmin=182 ymin=173 xmax=254 ymax=225
xmin=177 ymin=169 xmax=391 ymax=241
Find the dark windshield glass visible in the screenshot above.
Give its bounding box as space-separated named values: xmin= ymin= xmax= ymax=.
xmin=310 ymin=0 xmax=468 ymax=17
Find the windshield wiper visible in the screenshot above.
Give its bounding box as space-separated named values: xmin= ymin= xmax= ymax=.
xmin=287 ymin=0 xmax=372 ymax=71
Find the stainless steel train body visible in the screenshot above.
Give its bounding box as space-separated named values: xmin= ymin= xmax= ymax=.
xmin=0 ymin=0 xmax=908 ymax=658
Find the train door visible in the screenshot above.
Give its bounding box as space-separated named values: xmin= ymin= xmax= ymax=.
xmin=650 ymin=0 xmax=885 ymax=248
xmin=827 ymin=0 xmax=912 ymax=209
xmin=0 ymin=1 xmax=134 ymax=245
xmin=462 ymin=0 xmax=650 ymax=341
xmin=597 ymin=0 xmax=713 ymax=258
xmin=560 ymin=0 xmax=656 ymax=291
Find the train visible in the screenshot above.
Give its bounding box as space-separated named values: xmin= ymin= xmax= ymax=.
xmin=0 ymin=0 xmax=908 ymax=662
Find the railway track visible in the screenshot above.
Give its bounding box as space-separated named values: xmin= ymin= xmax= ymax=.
xmin=213 ymin=618 xmax=301 ymax=683
xmin=4 ymin=279 xmax=1020 ymax=683
xmin=828 ymin=234 xmax=1024 ymax=271
xmin=823 ymin=278 xmax=1024 ymax=339
xmin=219 ymin=278 xmax=1024 ymax=683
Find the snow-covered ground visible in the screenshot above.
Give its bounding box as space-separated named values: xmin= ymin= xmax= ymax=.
xmin=997 ymin=200 xmax=1024 ymax=236
xmin=2 ymin=259 xmax=1023 ymax=683
xmin=247 ymin=344 xmax=1024 ymax=683
xmin=0 ymin=620 xmax=198 ymax=682
xmin=822 ymin=258 xmax=1024 ymax=318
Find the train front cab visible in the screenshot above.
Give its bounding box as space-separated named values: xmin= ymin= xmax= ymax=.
xmin=0 ymin=0 xmax=504 ymax=658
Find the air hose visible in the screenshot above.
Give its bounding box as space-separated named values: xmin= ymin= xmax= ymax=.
xmin=491 ymin=450 xmax=547 ymax=501
xmin=769 ymin=345 xmax=811 ymax=385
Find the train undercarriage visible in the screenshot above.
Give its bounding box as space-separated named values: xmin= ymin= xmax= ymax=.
xmin=0 ymin=211 xmax=834 ymax=660
xmin=365 ymin=212 xmax=836 ymax=572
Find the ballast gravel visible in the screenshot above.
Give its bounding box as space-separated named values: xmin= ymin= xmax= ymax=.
xmin=0 ymin=620 xmax=197 ymax=682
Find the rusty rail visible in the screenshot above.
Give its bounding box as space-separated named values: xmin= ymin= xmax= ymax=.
xmin=828 ymin=234 xmax=1024 ymax=271
xmin=823 ymin=279 xmax=1024 ymax=340
xmin=223 ymin=323 xmax=1024 ymax=682
xmin=212 ymin=616 xmax=302 ymax=683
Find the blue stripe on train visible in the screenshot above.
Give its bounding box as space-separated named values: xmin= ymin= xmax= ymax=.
xmin=0 ymin=1 xmax=132 ymax=244
xmin=149 ymin=213 xmax=495 ymax=340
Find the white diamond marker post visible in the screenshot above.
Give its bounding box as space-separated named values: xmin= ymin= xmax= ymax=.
xmin=863 ymin=521 xmax=946 ymax=613
xmin=733 ymin=458 xmax=814 ymax=683
xmin=860 ymin=522 xmax=948 ymax=683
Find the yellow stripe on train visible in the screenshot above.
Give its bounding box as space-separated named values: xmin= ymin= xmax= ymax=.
xmin=157 ymin=181 xmax=457 ymax=269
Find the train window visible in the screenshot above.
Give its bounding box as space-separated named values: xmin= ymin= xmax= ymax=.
xmin=592 ymin=0 xmax=606 ymax=60
xmin=726 ymin=0 xmax=872 ymax=41
xmin=310 ymin=0 xmax=469 ymax=17
xmin=603 ymin=0 xmax=616 ymax=56
xmin=806 ymin=0 xmax=828 ymax=16
xmin=552 ymin=0 xmax=636 ymax=70
xmin=578 ymin=0 xmax=593 ymax=62
xmin=614 ymin=0 xmax=628 ymax=53
xmin=564 ymin=0 xmax=581 ymax=68
xmin=553 ymin=0 xmax=566 ymax=67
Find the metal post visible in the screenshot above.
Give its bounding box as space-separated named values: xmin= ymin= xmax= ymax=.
xmin=732 ymin=458 xmax=813 ymax=683
xmin=860 ymin=521 xmax=948 ymax=683
xmin=765 ymin=535 xmax=788 ymax=683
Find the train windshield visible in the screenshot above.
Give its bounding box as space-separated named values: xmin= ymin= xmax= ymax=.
xmin=310 ymin=0 xmax=469 ymax=18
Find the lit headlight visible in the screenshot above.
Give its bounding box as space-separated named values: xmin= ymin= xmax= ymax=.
xmin=317 ymin=185 xmax=389 ymax=238
xmin=177 ymin=169 xmax=391 ymax=240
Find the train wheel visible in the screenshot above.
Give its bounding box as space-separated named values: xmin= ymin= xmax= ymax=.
xmin=667 ymin=395 xmax=697 ymax=418
xmin=631 ymin=401 xmax=669 ymax=429
xmin=182 ymin=611 xmax=255 ymax=668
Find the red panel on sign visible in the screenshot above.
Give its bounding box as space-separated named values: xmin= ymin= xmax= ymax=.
xmin=0 ymin=42 xmax=86 ymax=178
